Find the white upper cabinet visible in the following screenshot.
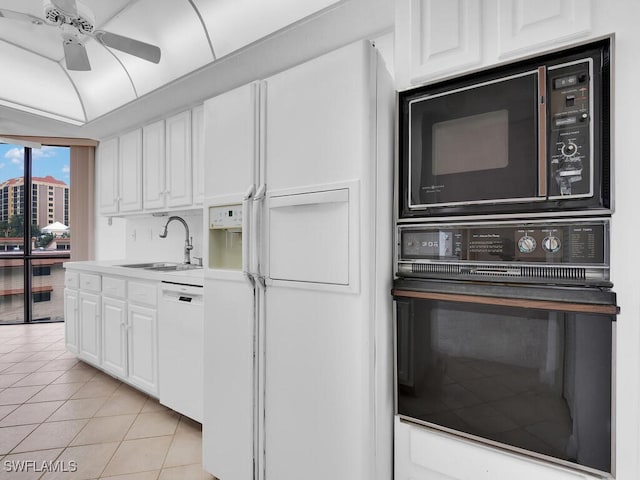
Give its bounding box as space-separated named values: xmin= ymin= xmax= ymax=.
xmin=97 ymin=131 xmax=142 ymax=215
xmin=143 ymin=120 xmax=167 ymax=210
xmin=192 ymin=105 xmax=205 ymax=205
xmin=98 ymin=137 xmax=119 ymax=215
xmin=497 ymin=0 xmax=591 ymax=58
xmin=98 ymin=107 xmax=203 ymax=216
xmin=395 ymin=0 xmax=592 ymax=88
xmin=395 ymin=0 xmax=481 ymax=88
xmin=165 ymin=111 xmax=193 ymax=208
xmin=118 ymin=129 xmax=144 ymax=213
xmin=143 ymin=111 xmax=193 ymax=210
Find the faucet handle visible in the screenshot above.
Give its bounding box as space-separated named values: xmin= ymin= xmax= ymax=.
xmin=192 ymin=256 xmax=203 ymax=266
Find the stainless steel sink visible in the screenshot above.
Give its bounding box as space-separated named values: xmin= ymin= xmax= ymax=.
xmin=118 ymin=262 xmax=202 ymax=271
xmin=147 ymin=264 xmax=202 ymax=272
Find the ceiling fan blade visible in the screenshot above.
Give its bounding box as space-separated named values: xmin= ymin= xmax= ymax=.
xmin=0 ymin=8 xmax=47 ymax=25
xmin=63 ymin=39 xmax=91 ymax=71
xmin=94 ymin=30 xmax=161 ymax=64
xmin=51 ymin=0 xmax=77 ymax=16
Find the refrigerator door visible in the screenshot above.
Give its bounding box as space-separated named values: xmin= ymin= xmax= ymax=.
xmin=262 ymin=41 xmax=373 ymax=191
xmin=260 ymin=41 xmax=379 ymax=480
xmin=203 ymin=277 xmax=256 ymax=480
xmin=204 ymin=81 xmax=259 ymax=199
xmin=203 ymin=80 xmax=261 ymax=480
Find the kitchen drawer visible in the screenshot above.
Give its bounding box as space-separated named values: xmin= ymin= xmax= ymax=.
xmin=102 ymin=276 xmax=126 ymax=299
xmin=65 ymin=271 xmax=80 ymax=289
xmin=128 ymin=281 xmax=158 ymax=307
xmin=79 ymin=273 xmax=101 ymax=292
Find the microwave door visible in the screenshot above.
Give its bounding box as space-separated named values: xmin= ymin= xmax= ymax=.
xmin=408 ymin=70 xmax=544 ymax=210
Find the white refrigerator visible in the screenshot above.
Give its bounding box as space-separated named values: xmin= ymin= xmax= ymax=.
xmin=202 ymin=40 xmax=394 ymax=480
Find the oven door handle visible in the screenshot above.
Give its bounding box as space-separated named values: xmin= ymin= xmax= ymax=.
xmin=392 ymin=288 xmax=618 ymax=315
xmin=538 ymin=65 xmax=548 ymax=198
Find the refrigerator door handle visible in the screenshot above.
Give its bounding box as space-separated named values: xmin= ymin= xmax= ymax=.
xmin=252 ymin=184 xmax=267 ymax=277
xmin=242 ymin=185 xmax=255 ymax=284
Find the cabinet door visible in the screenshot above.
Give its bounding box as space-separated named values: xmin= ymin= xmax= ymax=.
xmin=395 ymin=0 xmax=481 ymax=87
xmin=143 ymin=120 xmax=166 ymax=210
xmin=204 ymin=82 xmax=258 ymax=198
xmin=192 ymin=105 xmax=205 ymax=205
xmin=497 ymin=0 xmax=591 ymax=58
xmin=98 ymin=137 xmax=119 ymax=214
xmin=78 ymin=292 xmax=101 ymax=365
xmin=119 ymin=129 xmax=143 ymax=212
xmin=127 ymin=304 xmax=158 ymax=395
xmin=102 ymin=296 xmax=127 ymax=378
xmin=64 ymin=288 xmax=79 ymax=354
xmin=166 ymin=111 xmax=193 ymax=207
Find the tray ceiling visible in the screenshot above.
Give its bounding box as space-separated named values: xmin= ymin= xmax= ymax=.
xmin=0 ymin=0 xmax=340 ymax=125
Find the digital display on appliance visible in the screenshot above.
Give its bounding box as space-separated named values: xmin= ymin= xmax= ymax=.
xmin=400 ymin=222 xmax=606 ymax=265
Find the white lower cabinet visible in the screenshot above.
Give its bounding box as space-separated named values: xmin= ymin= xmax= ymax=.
xmin=65 ymin=269 xmax=159 ymax=397
xmin=101 ymin=296 xmax=127 ymax=378
xmin=78 ymin=291 xmax=101 ymax=365
xmin=63 ymin=288 xmax=79 ymax=354
xmin=127 ymin=303 xmax=158 ymax=395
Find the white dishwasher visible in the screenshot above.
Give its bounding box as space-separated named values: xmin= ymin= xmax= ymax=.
xmin=158 ymin=281 xmax=204 ymax=422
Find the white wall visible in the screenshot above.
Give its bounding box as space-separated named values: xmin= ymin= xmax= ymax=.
xmin=595 ymin=3 xmax=640 ymax=479
xmin=94 ymin=216 xmax=126 ymax=260
xmin=124 ymin=212 xmax=203 ymax=264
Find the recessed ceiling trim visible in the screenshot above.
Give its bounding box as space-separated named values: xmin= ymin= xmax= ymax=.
xmin=187 ymin=0 xmax=216 ymax=60
xmin=0 ymin=98 xmax=84 ymax=126
xmin=59 ymin=61 xmax=88 ymax=123
xmin=99 ymin=0 xmax=144 ymax=28
xmin=0 ymin=37 xmax=62 ymax=63
xmin=100 ymin=43 xmax=139 ymax=98
xmin=0 ymin=38 xmax=85 ymax=123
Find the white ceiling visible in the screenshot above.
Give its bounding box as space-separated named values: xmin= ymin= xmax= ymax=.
xmin=0 ymin=0 xmax=341 ymax=125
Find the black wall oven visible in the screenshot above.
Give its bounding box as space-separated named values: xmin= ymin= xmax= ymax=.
xmin=393 ymin=219 xmax=617 ymax=475
xmin=398 ymin=38 xmax=611 ymax=219
xmin=393 ymin=280 xmax=616 ymax=475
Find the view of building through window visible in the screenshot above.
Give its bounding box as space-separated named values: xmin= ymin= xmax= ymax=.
xmin=0 ymin=144 xmax=71 ymax=324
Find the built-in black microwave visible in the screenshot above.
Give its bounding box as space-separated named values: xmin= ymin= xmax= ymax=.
xmin=398 ymin=38 xmax=611 ymax=219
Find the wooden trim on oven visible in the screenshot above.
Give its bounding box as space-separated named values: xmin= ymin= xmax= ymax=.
xmin=392 ymin=289 xmax=619 ymax=315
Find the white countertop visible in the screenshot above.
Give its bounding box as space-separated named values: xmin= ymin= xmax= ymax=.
xmin=64 ymin=260 xmax=204 ymax=287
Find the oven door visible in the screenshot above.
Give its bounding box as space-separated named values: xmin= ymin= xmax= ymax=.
xmin=393 ymin=279 xmax=617 ymax=475
xmin=405 ymin=69 xmax=543 ymax=211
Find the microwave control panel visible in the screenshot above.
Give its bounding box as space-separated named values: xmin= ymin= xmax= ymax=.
xmin=547 ymin=59 xmax=593 ymax=198
xmin=399 ymin=220 xmax=608 ymax=265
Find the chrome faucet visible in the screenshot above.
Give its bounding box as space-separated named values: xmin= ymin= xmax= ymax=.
xmin=159 ymin=216 xmax=193 ymax=264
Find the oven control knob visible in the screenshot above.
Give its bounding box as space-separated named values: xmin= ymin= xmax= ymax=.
xmin=517 ymin=235 xmax=537 ymax=254
xmin=542 ymin=236 xmax=561 ymax=254
xmin=561 ymin=142 xmax=578 ymax=157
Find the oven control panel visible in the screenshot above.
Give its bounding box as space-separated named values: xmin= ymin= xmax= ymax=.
xmin=398 ymin=219 xmax=610 ymax=284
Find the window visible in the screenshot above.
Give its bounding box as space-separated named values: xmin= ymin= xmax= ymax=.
xmin=32 ymin=291 xmax=51 ymax=303
xmin=32 ymin=266 xmax=51 ymax=276
xmin=0 ymin=144 xmax=72 ymax=323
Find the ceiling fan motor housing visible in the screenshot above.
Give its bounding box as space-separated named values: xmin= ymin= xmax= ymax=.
xmin=43 ymin=0 xmax=94 ymax=34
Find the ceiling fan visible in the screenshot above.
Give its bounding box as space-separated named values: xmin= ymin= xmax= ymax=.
xmin=0 ymin=0 xmax=161 ymax=71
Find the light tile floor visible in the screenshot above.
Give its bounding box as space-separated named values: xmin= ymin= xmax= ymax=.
xmin=0 ymin=322 xmax=215 ymax=479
